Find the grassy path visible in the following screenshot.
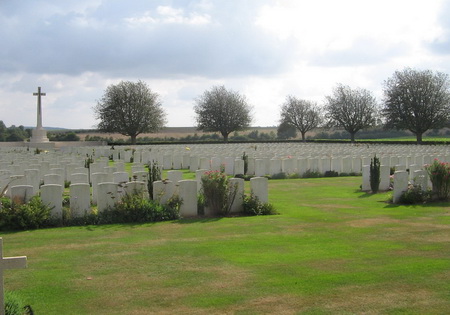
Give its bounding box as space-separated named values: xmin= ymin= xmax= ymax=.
xmin=2 ymin=177 xmax=450 ymax=314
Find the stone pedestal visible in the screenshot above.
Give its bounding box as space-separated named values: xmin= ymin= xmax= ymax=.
xmin=30 ymin=127 xmax=49 ymax=143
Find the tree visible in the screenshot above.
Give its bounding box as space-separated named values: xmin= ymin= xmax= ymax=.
xmin=280 ymin=96 xmax=321 ymax=142
xmin=277 ymin=121 xmax=297 ymax=139
xmin=194 ymin=85 xmax=252 ymax=142
xmin=94 ymin=80 xmax=166 ymax=144
xmin=324 ymin=84 xmax=378 ymax=142
xmin=382 ymin=68 xmax=450 ymax=143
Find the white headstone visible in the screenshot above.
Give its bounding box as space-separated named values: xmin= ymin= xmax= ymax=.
xmin=70 ymin=183 xmax=91 ymax=217
xmin=250 ymin=177 xmax=268 ymax=203
xmin=97 ymin=182 xmax=118 ymax=213
xmin=153 ymin=180 xmax=175 ymax=204
xmin=10 ymin=185 xmax=34 ymax=203
xmin=178 ymin=180 xmax=197 ymax=216
xmin=40 ymin=184 xmax=63 ymax=218
xmin=167 ymin=170 xmax=183 ymax=183
xmin=229 ymin=178 xmax=244 ymax=213
xmin=393 ymin=171 xmax=408 ymax=203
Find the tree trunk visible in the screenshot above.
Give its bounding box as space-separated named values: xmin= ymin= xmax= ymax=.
xmin=130 ymin=134 xmax=137 ymax=145
xmin=301 ymin=132 xmax=306 ymax=142
xmin=222 ymin=132 xmax=229 ymax=142
xmin=350 ymin=132 xmax=356 ymax=143
xmin=416 ymin=133 xmax=423 ymax=144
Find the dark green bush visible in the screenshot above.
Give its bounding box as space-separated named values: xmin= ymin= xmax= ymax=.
xmin=0 ymin=196 xmax=52 ymax=231
xmin=234 ymin=174 xmax=253 ymax=181
xmin=271 ymin=172 xmax=287 ymax=180
xmin=99 ymin=193 xmax=181 ymax=224
xmin=242 ymin=194 xmax=278 ymax=216
xmin=288 ymin=173 xmax=301 ymax=179
xmin=302 ymin=169 xmax=322 ymax=178
xmin=399 ymin=185 xmax=432 ymax=204
xmin=147 ymin=160 xmax=162 ymax=200
xmin=324 ymin=170 xmax=339 ymax=177
xmin=370 ymin=155 xmax=381 ymax=193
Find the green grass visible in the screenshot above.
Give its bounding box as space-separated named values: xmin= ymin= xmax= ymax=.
xmin=3 ymin=177 xmax=450 ymax=314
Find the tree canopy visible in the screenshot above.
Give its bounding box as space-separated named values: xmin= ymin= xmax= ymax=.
xmin=277 ymin=121 xmax=297 ymax=140
xmin=382 ymin=68 xmax=450 ymax=143
xmin=280 ymin=96 xmax=321 ymax=142
xmin=194 ymin=85 xmax=252 ymax=142
xmin=94 ymin=80 xmax=166 ymax=144
xmin=324 ymin=84 xmax=378 ymax=142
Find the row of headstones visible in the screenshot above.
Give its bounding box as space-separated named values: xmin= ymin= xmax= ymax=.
xmin=3 ymin=142 xmax=450 ymax=167
xmin=361 ymin=163 xmax=431 ymax=203
xmin=60 ymin=142 xmax=450 ymax=161
xmin=8 ymin=173 xmax=269 ymax=218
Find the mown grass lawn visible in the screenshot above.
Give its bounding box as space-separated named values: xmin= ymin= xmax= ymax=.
xmin=2 ymin=176 xmax=450 ymax=314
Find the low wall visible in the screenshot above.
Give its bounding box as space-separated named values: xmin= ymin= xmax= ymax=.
xmin=0 ymin=141 xmax=107 ymax=149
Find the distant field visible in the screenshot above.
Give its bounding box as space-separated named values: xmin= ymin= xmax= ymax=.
xmin=77 ymin=126 xmax=279 ymax=141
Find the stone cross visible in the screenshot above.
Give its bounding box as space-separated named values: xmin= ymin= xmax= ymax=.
xmin=0 ymin=238 xmax=27 ymax=315
xmin=33 ymin=87 xmax=46 ymax=129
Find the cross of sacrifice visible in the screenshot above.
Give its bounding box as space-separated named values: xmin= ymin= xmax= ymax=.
xmin=33 ymin=86 xmax=46 ymax=129
xmin=0 ymin=238 xmax=27 ymax=315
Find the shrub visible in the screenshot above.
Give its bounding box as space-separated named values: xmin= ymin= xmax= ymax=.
xmin=324 ymin=170 xmax=339 ymax=177
xmin=302 ymin=169 xmax=322 ymax=178
xmin=288 ymin=172 xmax=301 ymax=179
xmin=147 ymin=160 xmax=162 ymax=200
xmin=201 ymin=170 xmax=238 ymax=215
xmin=242 ymin=194 xmax=278 ymax=216
xmin=99 ymin=192 xmax=180 ymax=223
xmin=425 ymin=159 xmax=450 ymax=201
xmin=399 ymin=184 xmax=432 ymax=204
xmin=242 ymin=152 xmax=249 ymax=175
xmin=271 ymin=172 xmax=287 ymax=180
xmin=0 ymin=196 xmax=52 ymax=231
xmin=234 ymin=174 xmax=253 ymax=181
xmin=370 ymin=155 xmax=381 ymax=193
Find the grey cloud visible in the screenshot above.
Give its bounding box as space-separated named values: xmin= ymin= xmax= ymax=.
xmin=0 ymin=0 xmax=294 ymax=79
xmin=429 ymin=1 xmax=450 ymax=55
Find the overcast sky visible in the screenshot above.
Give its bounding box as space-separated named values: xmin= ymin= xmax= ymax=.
xmin=1 ymin=0 xmax=450 ymax=129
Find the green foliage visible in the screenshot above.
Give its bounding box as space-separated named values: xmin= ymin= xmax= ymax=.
xmin=399 ymin=184 xmax=432 ymax=204
xmin=99 ymin=192 xmax=180 ymax=224
xmin=382 ymin=68 xmax=450 ymax=143
xmin=201 ymin=170 xmax=237 ymax=215
xmin=324 ymin=170 xmax=339 ymax=177
xmin=325 ymin=84 xmax=378 ymax=142
xmin=242 ymin=151 xmax=248 ymax=175
xmin=0 ymin=196 xmax=52 ymax=231
xmin=194 ymin=85 xmax=252 ymax=142
xmin=270 ymin=172 xmax=287 ymax=180
xmin=302 ymin=169 xmax=322 ymax=178
xmin=234 ymin=174 xmax=253 ymax=181
xmin=4 ymin=290 xmax=34 ymax=315
xmin=425 ymin=159 xmax=450 ymax=200
xmin=277 ymin=121 xmax=297 ymax=139
xmin=94 ymin=80 xmax=166 ymax=144
xmin=242 ymin=193 xmax=278 ymax=216
xmin=147 ymin=160 xmax=162 ymax=199
xmin=370 ymin=155 xmax=381 ymax=193
xmin=0 ymin=121 xmax=31 ymax=142
xmin=84 ymin=153 xmax=94 ymax=169
xmin=48 ymin=131 xmax=80 ymax=141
